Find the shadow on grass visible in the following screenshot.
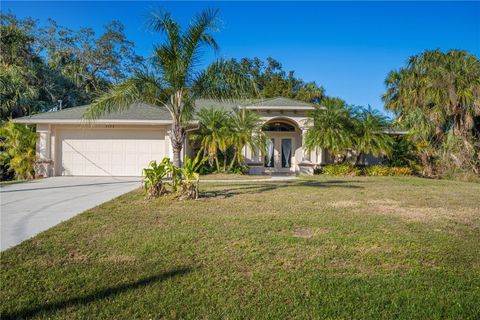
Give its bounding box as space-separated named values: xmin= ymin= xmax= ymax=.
xmin=2 ymin=267 xmax=192 ymax=320
xmin=201 ymin=179 xmax=364 ymax=199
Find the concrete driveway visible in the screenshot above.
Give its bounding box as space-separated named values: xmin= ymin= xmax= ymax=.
xmin=0 ymin=176 xmax=141 ymax=251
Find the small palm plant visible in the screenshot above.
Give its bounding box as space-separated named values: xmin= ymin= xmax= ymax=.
xmin=228 ymin=108 xmax=266 ymax=171
xmin=353 ymin=106 xmax=393 ymax=165
xmin=190 ymin=106 xmax=230 ymax=172
xmin=178 ymin=152 xmax=206 ymax=200
xmin=304 ymin=97 xmax=355 ymax=163
xmin=143 ymin=158 xmax=172 ymax=198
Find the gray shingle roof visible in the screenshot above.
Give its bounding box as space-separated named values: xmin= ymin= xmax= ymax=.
xmin=14 ymin=97 xmax=313 ymax=123
xmin=15 ymin=103 xmax=172 ymax=121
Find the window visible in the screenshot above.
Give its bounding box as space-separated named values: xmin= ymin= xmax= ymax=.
xmin=262 ymin=122 xmax=295 ymax=132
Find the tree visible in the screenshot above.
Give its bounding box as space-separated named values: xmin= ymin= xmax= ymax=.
xmin=223 ymin=57 xmax=325 ymax=103
xmin=39 ymin=19 xmax=142 ymax=94
xmin=228 ymin=108 xmax=265 ymax=171
xmin=0 ymin=21 xmax=42 ymax=119
xmin=190 ymin=106 xmax=230 ymax=172
xmin=353 ymin=106 xmax=393 ymax=165
xmin=383 ymin=49 xmax=480 ymax=176
xmin=304 ymin=97 xmax=355 ymax=162
xmin=1 ymin=13 xmax=143 ymax=119
xmin=84 ymin=8 xmax=256 ymax=167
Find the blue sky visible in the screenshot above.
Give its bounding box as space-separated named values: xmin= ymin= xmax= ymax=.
xmin=3 ymin=1 xmax=480 ymax=114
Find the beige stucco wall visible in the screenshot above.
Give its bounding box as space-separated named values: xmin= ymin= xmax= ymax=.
xmin=35 ymin=123 xmax=171 ymax=177
xmin=241 ymin=110 xmax=324 ymax=175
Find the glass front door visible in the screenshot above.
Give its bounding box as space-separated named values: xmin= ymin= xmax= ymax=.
xmin=264 ymin=138 xmax=275 ymax=168
xmin=264 ymin=137 xmax=294 ymax=172
xmin=281 ymin=139 xmax=292 ymax=168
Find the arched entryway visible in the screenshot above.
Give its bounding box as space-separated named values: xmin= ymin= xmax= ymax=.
xmin=262 ymin=118 xmax=302 ymax=174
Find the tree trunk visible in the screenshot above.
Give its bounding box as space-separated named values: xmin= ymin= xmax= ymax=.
xmin=223 ymin=152 xmax=227 ymax=173
xmin=170 ymin=118 xmax=184 ymax=168
xmin=355 ymin=151 xmax=364 ymax=166
xmin=170 ymin=90 xmax=185 ymax=168
xmin=228 ymin=151 xmax=237 ymax=172
xmin=172 ymin=147 xmax=182 ymax=168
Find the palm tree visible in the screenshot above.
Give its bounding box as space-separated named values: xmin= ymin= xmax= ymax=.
xmin=228 ymin=108 xmax=266 ymax=171
xmin=304 ymin=97 xmax=355 ymax=162
xmin=190 ymin=106 xmax=229 ymax=172
xmin=383 ymin=49 xmax=480 ymax=175
xmin=84 ymin=8 xmax=256 ymax=167
xmin=353 ymin=106 xmax=393 ymax=165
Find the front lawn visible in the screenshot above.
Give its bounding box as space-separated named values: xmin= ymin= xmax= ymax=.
xmin=1 ymin=176 xmax=479 ymax=319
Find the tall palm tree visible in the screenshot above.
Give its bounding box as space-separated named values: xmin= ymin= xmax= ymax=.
xmin=228 ymin=108 xmax=266 ymax=171
xmin=304 ymin=97 xmax=355 ymax=162
xmin=353 ymin=106 xmax=393 ymax=165
xmin=84 ymin=8 xmax=256 ymax=167
xmin=190 ymin=106 xmax=229 ymax=172
xmin=383 ymin=49 xmax=480 ymax=175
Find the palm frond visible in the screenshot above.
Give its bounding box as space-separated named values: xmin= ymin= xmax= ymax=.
xmin=83 ymin=72 xmax=165 ymax=120
xmin=193 ymin=58 xmax=257 ymax=101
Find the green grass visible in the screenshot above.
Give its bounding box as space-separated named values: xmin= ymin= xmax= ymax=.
xmin=1 ymin=176 xmax=479 ymax=319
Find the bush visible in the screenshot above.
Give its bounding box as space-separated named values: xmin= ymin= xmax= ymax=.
xmin=363 ymin=165 xmax=390 ymax=176
xmin=0 ymin=121 xmax=37 ymax=180
xmin=388 ymin=167 xmax=413 ymax=176
xmin=363 ymin=165 xmax=413 ymax=176
xmin=178 ymin=154 xmax=206 ymax=200
xmin=321 ymin=164 xmax=362 ymax=176
xmin=143 ymin=158 xmax=172 ymax=198
xmin=316 ymin=164 xmax=413 ymax=177
xmin=143 ymin=154 xmax=206 ymax=200
xmin=198 ymin=162 xmax=249 ymax=175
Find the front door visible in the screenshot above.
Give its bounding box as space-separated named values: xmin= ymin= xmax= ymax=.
xmin=264 ymin=136 xmax=294 ymax=173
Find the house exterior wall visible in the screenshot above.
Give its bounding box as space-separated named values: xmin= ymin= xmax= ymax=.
xmin=35 ymin=124 xmax=171 ymax=177
xmin=32 ymin=110 xmax=385 ymax=177
xmin=241 ymin=110 xmax=324 ymax=175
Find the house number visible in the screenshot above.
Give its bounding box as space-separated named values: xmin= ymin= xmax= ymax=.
xmin=106 ymin=124 xmax=115 ymax=128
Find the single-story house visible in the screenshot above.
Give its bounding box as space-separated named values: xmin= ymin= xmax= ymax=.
xmin=14 ymin=97 xmax=386 ymax=177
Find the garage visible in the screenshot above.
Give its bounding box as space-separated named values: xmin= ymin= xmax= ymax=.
xmin=59 ymin=128 xmax=166 ymax=176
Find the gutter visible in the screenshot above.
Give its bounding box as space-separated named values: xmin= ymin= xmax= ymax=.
xmin=13 ymin=119 xmax=200 ymax=126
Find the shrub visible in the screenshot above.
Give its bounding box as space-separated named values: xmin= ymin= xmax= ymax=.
xmin=0 ymin=121 xmax=37 ymax=180
xmin=363 ymin=165 xmax=390 ymax=176
xmin=321 ymin=164 xmax=362 ymax=176
xmin=143 ymin=158 xmax=172 ymax=198
xmin=229 ymin=164 xmax=249 ymax=175
xmin=363 ymin=165 xmax=413 ymax=176
xmin=317 ymin=164 xmax=413 ymax=177
xmin=388 ymin=167 xmax=413 ymax=176
xmin=143 ymin=153 xmax=207 ymax=200
xmin=178 ymin=153 xmax=206 ymax=200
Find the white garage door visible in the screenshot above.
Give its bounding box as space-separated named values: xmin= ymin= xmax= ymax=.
xmin=59 ymin=128 xmax=166 ymax=176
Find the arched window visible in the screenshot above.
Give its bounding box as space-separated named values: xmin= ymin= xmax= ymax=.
xmin=262 ymin=121 xmax=296 ymax=132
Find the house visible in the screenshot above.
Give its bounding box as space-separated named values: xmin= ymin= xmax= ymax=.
xmin=14 ymin=97 xmax=383 ymax=177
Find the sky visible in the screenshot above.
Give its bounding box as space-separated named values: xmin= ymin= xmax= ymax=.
xmin=2 ymin=1 xmax=480 ymax=114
